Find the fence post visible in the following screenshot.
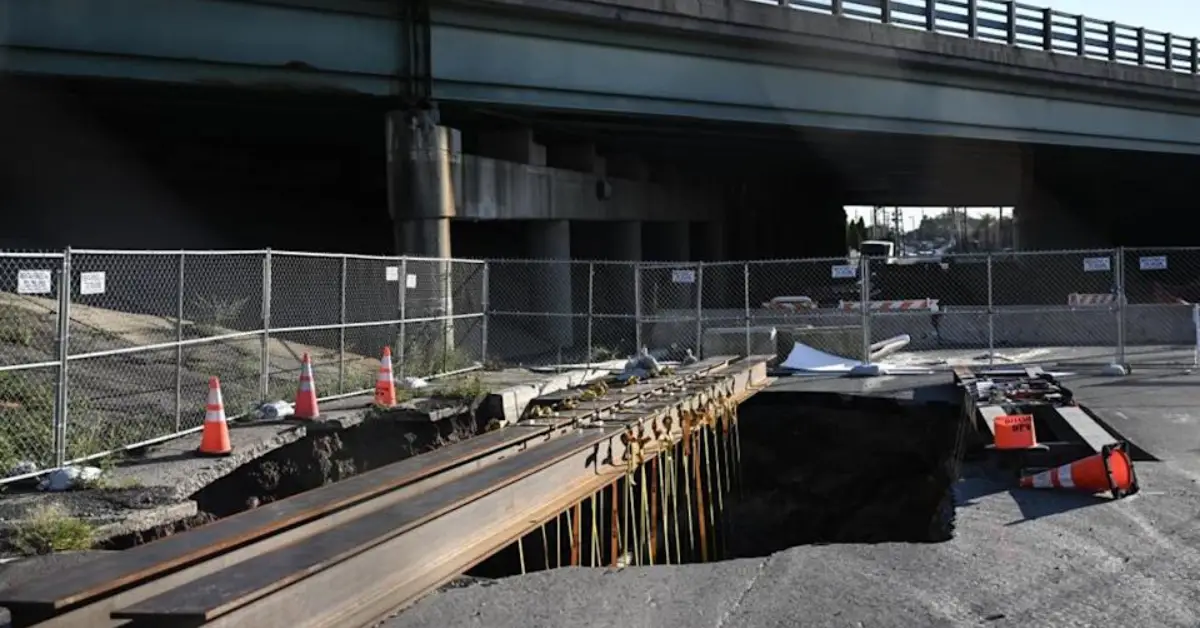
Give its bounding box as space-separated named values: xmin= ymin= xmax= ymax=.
xmin=743 ymin=262 xmax=751 ymax=357
xmin=175 ymin=251 xmax=185 ymax=431
xmin=634 ymin=262 xmax=643 ymax=351
xmin=338 ymin=255 xmax=347 ymax=395
xmin=586 ymin=262 xmax=594 ymax=369
xmin=398 ymin=256 xmax=408 ymax=378
xmin=481 ymin=261 xmax=490 ymax=367
xmin=860 ymin=255 xmax=871 ymax=363
xmin=53 ymin=247 xmax=72 ymax=468
xmin=1115 ymin=246 xmax=1126 ymax=366
xmin=260 ymin=249 xmax=272 ymax=401
xmin=695 ymin=262 xmax=704 ymax=358
xmin=986 ymin=251 xmax=995 ymax=366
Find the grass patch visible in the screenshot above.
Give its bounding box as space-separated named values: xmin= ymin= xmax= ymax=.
xmin=8 ymin=502 xmax=95 ymax=556
xmin=0 ymin=304 xmax=44 ymax=347
xmin=0 ymin=370 xmax=56 ymax=471
xmin=400 ymin=331 xmax=475 ymax=378
xmin=433 ymin=374 xmax=486 ymax=401
xmin=189 ymin=295 xmax=250 ymax=338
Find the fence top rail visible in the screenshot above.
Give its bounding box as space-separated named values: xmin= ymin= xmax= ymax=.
xmin=403 ymin=254 xmax=486 ymax=265
xmin=0 ymin=251 xmax=65 ymax=259
xmin=2 ymin=249 xmax=489 ymax=264
xmin=70 ymin=249 xmax=268 ymax=256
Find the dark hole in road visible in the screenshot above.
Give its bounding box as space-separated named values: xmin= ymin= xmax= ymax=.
xmin=724 ymin=391 xmax=966 ymax=558
xmin=468 ymin=390 xmax=968 ymax=579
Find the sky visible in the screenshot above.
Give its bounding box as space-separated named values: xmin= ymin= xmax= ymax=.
xmin=845 ymin=1 xmax=1195 ymax=228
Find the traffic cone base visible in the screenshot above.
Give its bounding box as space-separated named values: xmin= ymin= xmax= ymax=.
xmin=1019 ymin=442 xmax=1138 ymax=499
xmin=294 ymin=353 xmax=320 ymax=420
xmin=375 ymin=346 xmax=397 ymax=408
xmin=198 ymin=376 xmax=233 ymax=457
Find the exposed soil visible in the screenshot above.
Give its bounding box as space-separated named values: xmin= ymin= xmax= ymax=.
xmin=101 ymin=412 xmax=480 ymax=549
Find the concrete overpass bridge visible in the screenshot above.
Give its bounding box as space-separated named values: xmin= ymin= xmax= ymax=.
xmin=4 ymin=0 xmax=1200 ymax=258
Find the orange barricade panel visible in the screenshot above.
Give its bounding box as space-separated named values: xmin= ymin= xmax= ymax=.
xmin=993 ymin=414 xmax=1037 ymax=449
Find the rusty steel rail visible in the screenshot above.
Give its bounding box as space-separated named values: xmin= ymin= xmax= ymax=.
xmin=104 ymin=356 xmax=770 ymax=628
xmin=0 ymin=422 xmax=578 ymax=628
xmin=0 ymin=356 xmax=743 ymax=628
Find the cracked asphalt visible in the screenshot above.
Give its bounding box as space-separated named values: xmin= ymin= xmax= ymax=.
xmin=385 ymin=365 xmax=1200 ymax=628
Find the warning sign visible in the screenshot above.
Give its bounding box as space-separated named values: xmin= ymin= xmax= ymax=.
xmin=16 ymin=270 xmax=52 ymax=295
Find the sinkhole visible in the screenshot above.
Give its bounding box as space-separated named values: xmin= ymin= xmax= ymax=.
xmin=469 ymin=388 xmax=968 ymax=578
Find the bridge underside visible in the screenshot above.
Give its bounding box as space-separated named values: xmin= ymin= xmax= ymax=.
xmin=3 ymin=76 xmax=1198 ymax=258
xmin=8 ymin=0 xmax=1200 ymax=156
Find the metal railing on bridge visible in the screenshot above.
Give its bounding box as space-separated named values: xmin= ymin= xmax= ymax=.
xmin=749 ymin=0 xmax=1200 ymax=74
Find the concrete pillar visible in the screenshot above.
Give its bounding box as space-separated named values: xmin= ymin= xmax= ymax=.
xmin=387 ymin=108 xmax=460 ymax=365
xmin=525 ymin=220 xmax=574 ymax=352
xmin=642 ymin=221 xmax=691 ymax=262
xmin=608 ymin=221 xmax=642 ymax=262
xmin=692 ymin=220 xmax=727 ymax=262
xmin=387 ymin=109 xmax=458 ymax=257
xmin=1015 ymin=148 xmax=1103 ymax=251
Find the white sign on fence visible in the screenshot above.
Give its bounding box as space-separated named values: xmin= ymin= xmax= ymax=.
xmin=830 ymin=264 xmax=857 ymax=279
xmin=671 ymin=269 xmax=696 ymax=284
xmin=1082 ymin=256 xmax=1111 ymax=272
xmin=406 ymin=273 xmax=418 ymax=289
xmin=16 ymin=270 xmax=52 ymax=295
xmin=79 ymin=271 xmax=107 ymax=295
xmin=1139 ymin=255 xmax=1168 ymax=271
xmin=385 ymin=266 xmax=399 ymax=282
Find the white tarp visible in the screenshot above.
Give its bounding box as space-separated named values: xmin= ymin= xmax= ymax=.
xmin=779 ymin=342 xmax=862 ymax=372
xmin=779 ymin=341 xmax=936 ymax=375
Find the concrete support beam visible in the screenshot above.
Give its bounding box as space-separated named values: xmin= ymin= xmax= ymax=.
xmin=478 ymin=128 xmax=545 ymax=166
xmin=525 ymin=220 xmax=574 ymax=351
xmin=547 ymin=143 xmax=602 ymax=175
xmin=605 ymin=153 xmax=650 ymax=182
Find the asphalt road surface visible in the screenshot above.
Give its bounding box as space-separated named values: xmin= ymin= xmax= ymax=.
xmin=386 ymin=365 xmax=1200 ymax=628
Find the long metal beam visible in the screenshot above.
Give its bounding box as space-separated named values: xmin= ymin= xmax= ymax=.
xmin=107 ymin=357 xmax=769 ymax=627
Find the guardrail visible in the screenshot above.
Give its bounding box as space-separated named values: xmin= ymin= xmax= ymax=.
xmin=762 ymin=0 xmax=1199 ymax=73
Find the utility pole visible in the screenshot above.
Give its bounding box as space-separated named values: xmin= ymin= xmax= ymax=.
xmin=892 ymin=207 xmax=903 ymax=253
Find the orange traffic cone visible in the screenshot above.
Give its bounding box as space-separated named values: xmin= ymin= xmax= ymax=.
xmin=1019 ymin=442 xmax=1138 ymax=499
xmin=374 ymin=346 xmax=397 ymax=408
xmin=294 ymin=353 xmax=320 ymax=420
xmin=197 ymin=376 xmax=233 ymax=456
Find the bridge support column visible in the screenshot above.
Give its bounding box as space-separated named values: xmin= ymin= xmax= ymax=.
xmin=643 ymin=221 xmax=691 ymax=262
xmin=692 ymin=220 xmax=727 ymax=262
xmin=1016 ymin=148 xmax=1106 ymax=251
xmin=387 ymin=108 xmax=461 ymax=365
xmin=481 ymin=128 xmax=574 ymax=356
xmin=525 ymin=220 xmax=575 ymax=355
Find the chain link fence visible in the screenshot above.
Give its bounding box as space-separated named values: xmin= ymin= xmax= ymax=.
xmin=5 ymin=246 xmax=1198 ymax=481
xmin=0 ymin=248 xmax=486 ymax=480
